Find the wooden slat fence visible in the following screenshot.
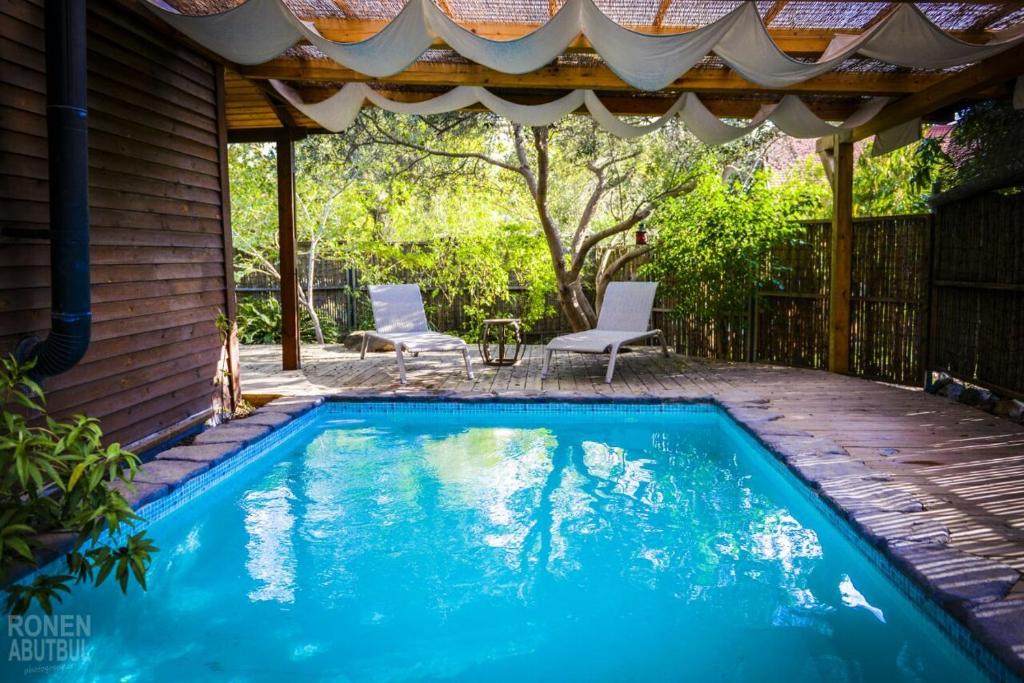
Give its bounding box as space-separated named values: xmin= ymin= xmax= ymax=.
xmin=929 ymin=191 xmax=1024 ymax=396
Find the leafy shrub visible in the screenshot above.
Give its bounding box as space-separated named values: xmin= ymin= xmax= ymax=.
xmin=0 ymin=355 xmax=157 ymax=614
xmin=643 ymin=166 xmax=805 ymax=323
xmin=236 ymin=297 xmax=341 ymax=345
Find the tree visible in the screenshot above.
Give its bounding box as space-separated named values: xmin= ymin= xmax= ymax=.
xmin=356 ymin=113 xmax=706 ymax=332
xmin=229 ymin=137 xmax=372 ymax=343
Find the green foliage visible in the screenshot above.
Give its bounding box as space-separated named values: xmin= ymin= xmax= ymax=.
xmin=945 ymin=100 xmax=1024 ymax=190
xmin=236 ymin=297 xmax=341 ymax=344
xmin=642 ymin=163 xmax=805 ymax=322
xmin=781 ymin=132 xmax=954 ymax=219
xmin=0 ymin=356 xmax=157 ymax=615
xmin=853 ymin=137 xmax=952 ymax=216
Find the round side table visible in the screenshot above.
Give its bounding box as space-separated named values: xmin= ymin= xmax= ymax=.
xmin=478 ymin=318 xmax=525 ymax=366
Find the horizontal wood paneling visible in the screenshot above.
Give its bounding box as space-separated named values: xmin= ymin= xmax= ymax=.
xmin=0 ymin=1 xmax=232 ymax=446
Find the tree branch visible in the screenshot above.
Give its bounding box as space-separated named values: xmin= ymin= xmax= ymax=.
xmin=365 ymin=116 xmax=521 ymax=173
xmin=570 ymin=177 xmax=695 ymax=280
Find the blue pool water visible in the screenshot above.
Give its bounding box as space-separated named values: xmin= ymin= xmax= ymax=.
xmin=4 ymin=403 xmax=997 ymax=682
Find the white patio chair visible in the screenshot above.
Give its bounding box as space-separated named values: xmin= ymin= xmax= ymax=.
xmin=541 ymin=282 xmax=668 ymax=384
xmin=361 ymin=284 xmax=474 ymax=384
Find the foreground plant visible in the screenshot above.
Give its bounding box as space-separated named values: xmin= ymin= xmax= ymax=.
xmin=0 ymin=355 xmax=158 ymax=614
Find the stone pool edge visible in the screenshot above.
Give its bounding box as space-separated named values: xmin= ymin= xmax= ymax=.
xmin=19 ymin=390 xmax=1024 ymax=681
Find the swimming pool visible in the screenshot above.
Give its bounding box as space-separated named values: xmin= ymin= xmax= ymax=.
xmin=4 ymin=403 xmax=1000 ymax=681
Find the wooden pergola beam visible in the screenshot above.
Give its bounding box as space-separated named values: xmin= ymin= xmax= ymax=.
xmin=276 ymin=130 xmax=300 ymax=371
xmin=310 ymin=18 xmax=998 ymax=57
xmin=225 ymin=89 xmax=867 ymax=133
xmin=968 ymin=2 xmax=1020 ymax=31
xmin=290 ymin=87 xmax=865 ymax=118
xmin=239 ymin=59 xmax=951 ymax=96
xmin=849 ymin=41 xmax=1024 ymax=141
xmin=827 ymin=137 xmax=854 ymax=375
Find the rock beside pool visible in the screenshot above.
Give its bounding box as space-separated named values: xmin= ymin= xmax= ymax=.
xmin=889 ymin=543 xmax=1020 ymax=608
xmin=343 ymin=331 xmax=393 ymax=352
xmin=258 ymin=395 xmax=324 ymax=416
xmin=135 ymin=459 xmax=211 ymax=488
xmin=965 ymin=600 xmax=1024 ymax=680
xmin=157 ymin=442 xmax=243 ymax=466
xmin=236 ymin=411 xmax=292 ymax=428
xmin=193 ymin=423 xmax=271 ymax=446
xmin=111 ymin=480 xmax=170 ymax=509
xmin=817 ymin=476 xmax=925 ymax=514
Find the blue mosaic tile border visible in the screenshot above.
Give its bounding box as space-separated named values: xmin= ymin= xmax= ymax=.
xmin=719 ymin=418 xmax=1017 ymax=683
xmin=321 ymin=399 xmax=718 ymax=415
xmin=136 ymin=406 xmax=322 ymax=526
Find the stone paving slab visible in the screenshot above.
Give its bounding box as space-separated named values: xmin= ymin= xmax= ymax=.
xmin=156 ymin=442 xmax=244 ymax=467
xmin=135 ymin=458 xmax=211 ymax=487
xmin=192 ymin=423 xmax=271 ymax=445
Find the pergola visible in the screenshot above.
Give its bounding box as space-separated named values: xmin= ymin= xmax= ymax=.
xmin=152 ymin=0 xmax=1024 ymax=373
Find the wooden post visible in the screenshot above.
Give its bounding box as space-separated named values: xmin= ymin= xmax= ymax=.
xmin=215 ymin=65 xmax=241 ymax=410
xmin=828 ymin=137 xmax=854 ymax=374
xmin=277 ymin=130 xmax=300 ymax=370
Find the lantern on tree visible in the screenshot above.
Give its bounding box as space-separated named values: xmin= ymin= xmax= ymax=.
xmin=635 ymin=223 xmax=648 ymax=246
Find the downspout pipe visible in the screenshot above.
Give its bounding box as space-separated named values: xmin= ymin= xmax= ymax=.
xmin=18 ymin=0 xmax=91 ymax=378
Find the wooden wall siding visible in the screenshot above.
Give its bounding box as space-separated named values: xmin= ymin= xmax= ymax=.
xmin=0 ymin=1 xmax=233 ymax=446
xmin=931 ymin=192 xmax=1024 ymax=396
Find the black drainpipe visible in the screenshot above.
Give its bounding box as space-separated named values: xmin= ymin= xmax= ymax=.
xmin=17 ymin=0 xmax=91 ymax=378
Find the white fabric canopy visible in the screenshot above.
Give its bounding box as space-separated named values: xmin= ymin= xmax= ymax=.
xmin=147 ymin=0 xmax=1024 ymax=91
xmin=271 ymin=80 xmax=893 ymax=146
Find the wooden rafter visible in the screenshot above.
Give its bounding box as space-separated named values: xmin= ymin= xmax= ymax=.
xmin=968 ymin=2 xmax=1020 ymax=31
xmin=435 ymin=0 xmax=453 ymax=16
xmin=251 ymin=80 xmax=298 ymax=128
xmin=332 ymin=0 xmax=354 ymax=18
xmin=653 ymin=0 xmax=673 ymax=28
xmin=850 ymin=42 xmax=1024 ymax=141
xmin=763 ymin=1 xmax=788 ymax=26
xmin=239 ymin=58 xmax=964 ymax=97
xmin=310 ymin=18 xmax=997 ymax=58
xmin=549 ymin=0 xmax=559 ymax=17
xmin=863 ymin=3 xmax=898 ymax=30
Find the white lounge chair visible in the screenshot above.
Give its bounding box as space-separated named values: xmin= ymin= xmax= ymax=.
xmin=541 ymin=281 xmax=668 ymax=384
xmin=361 ymin=284 xmax=474 ymax=384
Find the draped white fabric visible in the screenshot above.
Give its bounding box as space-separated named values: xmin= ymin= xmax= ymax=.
xmin=872 ymin=119 xmax=923 ymax=156
xmin=271 ymin=80 xmax=893 ymax=146
xmin=147 ymin=0 xmax=1024 ymax=91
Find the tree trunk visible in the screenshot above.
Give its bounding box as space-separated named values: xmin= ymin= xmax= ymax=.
xmin=556 ymin=276 xmax=597 ymax=332
xmin=304 ymin=238 xmax=325 ymax=344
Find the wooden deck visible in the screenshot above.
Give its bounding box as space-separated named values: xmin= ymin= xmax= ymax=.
xmin=241 ymin=344 xmax=1024 ymax=575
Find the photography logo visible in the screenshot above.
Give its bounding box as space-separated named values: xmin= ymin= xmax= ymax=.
xmin=7 ymin=614 xmax=90 ymax=675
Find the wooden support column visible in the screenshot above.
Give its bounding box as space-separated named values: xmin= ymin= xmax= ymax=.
xmin=277 ymin=129 xmax=300 ymax=370
xmin=215 ymin=65 xmax=241 ymax=410
xmin=828 ymin=136 xmax=854 ymax=374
